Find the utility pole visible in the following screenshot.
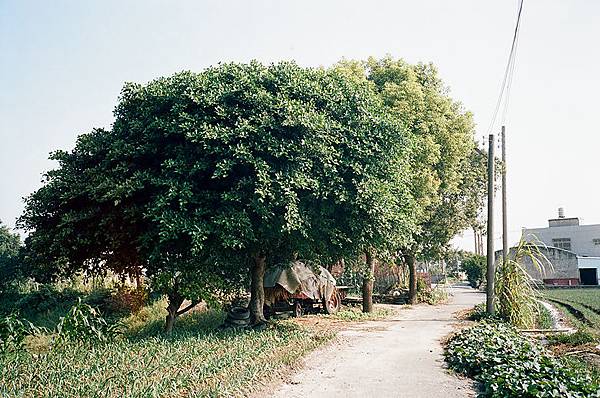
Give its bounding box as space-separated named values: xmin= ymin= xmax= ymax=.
xmin=501 ymin=126 xmax=508 ymax=267
xmin=486 ymin=134 xmax=495 ymax=315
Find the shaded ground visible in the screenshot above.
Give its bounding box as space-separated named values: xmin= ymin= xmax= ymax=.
xmin=268 ymin=284 xmax=484 ymax=398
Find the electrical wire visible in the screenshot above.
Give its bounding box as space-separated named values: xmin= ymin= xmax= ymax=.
xmin=486 ymin=0 xmax=525 ymax=135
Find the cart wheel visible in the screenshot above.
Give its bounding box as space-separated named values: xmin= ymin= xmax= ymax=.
xmin=324 ymin=290 xmax=341 ymax=314
xmin=293 ymin=301 xmax=304 ymax=318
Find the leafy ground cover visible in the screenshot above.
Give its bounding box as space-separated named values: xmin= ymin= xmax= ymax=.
xmin=445 ymin=321 xmax=600 ymax=397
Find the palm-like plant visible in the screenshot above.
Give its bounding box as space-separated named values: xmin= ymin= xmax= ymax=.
xmin=495 ymin=238 xmax=551 ymax=328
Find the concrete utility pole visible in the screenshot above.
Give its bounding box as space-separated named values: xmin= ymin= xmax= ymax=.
xmin=501 ymin=126 xmax=508 ymax=267
xmin=486 ymin=134 xmax=495 ymax=315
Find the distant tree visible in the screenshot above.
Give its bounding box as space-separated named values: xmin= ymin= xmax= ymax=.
xmin=461 ymin=253 xmax=486 ymax=289
xmin=335 ymin=56 xmax=487 ymax=304
xmin=19 ymin=61 xmax=416 ymax=328
xmin=0 ymin=221 xmax=22 ymax=292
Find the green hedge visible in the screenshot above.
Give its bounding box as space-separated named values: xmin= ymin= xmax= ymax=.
xmin=445 ymin=321 xmax=600 ymax=397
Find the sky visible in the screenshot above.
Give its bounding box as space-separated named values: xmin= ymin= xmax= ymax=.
xmin=1 ymin=0 xmax=599 ymax=253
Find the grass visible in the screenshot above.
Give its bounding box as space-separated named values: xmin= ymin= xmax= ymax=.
xmin=540 ymin=288 xmax=600 ymax=334
xmin=539 ymin=288 xmax=600 ymax=388
xmin=0 ymin=280 xmax=401 ymax=397
xmin=1 ymin=309 xmax=335 ymax=398
xmin=322 ymin=305 xmax=395 ymax=322
xmin=536 ymin=302 xmax=554 ymax=329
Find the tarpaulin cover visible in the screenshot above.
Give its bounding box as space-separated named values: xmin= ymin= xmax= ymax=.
xmin=264 ymin=261 xmax=336 ymax=304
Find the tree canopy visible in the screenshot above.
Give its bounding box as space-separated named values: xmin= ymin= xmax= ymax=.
xmin=19 ymin=61 xmax=417 ymax=327
xmin=0 ymin=221 xmax=21 ymax=292
xmin=335 ymin=56 xmax=487 ymax=303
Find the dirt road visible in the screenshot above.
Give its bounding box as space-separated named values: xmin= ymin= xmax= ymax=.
xmin=270 ymin=284 xmax=484 ymax=398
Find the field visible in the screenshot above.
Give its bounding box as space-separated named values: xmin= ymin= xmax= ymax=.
xmin=0 ymin=285 xmax=394 ymax=398
xmin=540 ymin=288 xmax=600 ymax=334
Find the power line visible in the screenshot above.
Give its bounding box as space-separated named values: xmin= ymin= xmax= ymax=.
xmin=486 ymin=0 xmax=525 ymax=134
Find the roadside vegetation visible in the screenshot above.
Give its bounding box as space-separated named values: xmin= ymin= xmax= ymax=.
xmin=1 ymin=303 xmax=334 ymax=397
xmin=1 ymin=56 xmax=489 ymax=396
xmin=0 ymin=277 xmax=402 ymax=397
xmin=446 ymin=321 xmax=600 ymax=397
xmin=448 ymin=241 xmax=600 ymax=397
xmin=539 ymin=288 xmax=600 ymax=389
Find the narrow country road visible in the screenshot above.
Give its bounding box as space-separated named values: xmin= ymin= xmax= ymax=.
xmin=270 ymin=284 xmax=484 ymax=398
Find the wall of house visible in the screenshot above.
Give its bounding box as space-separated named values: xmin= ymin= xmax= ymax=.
xmin=496 ymin=246 xmax=579 ymax=283
xmin=522 ymin=223 xmax=600 ymax=257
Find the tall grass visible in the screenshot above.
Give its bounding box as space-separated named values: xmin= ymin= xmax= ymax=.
xmin=1 ymin=309 xmax=335 ymax=397
xmin=495 ymin=239 xmax=550 ymax=328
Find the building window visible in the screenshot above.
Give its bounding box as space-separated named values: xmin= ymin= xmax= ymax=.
xmin=552 ymin=238 xmax=572 ymax=251
xmin=593 ymin=239 xmax=600 ymax=246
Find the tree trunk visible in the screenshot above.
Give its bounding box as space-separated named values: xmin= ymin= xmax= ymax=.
xmin=406 ymin=252 xmax=417 ymax=305
xmin=249 ymin=253 xmax=267 ymax=325
xmin=165 ymin=292 xmax=184 ymax=334
xmin=362 ymin=251 xmax=375 ymax=313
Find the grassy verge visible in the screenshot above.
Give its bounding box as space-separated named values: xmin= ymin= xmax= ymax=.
xmin=1 ymin=281 xmax=401 ymax=397
xmin=536 ymin=301 xmax=554 ymax=329
xmin=1 ymin=309 xmax=335 ymax=397
xmin=320 ymin=305 xmax=396 ymax=322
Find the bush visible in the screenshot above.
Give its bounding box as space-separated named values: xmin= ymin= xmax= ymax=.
xmin=15 ymin=285 xmax=80 ymax=314
xmin=417 ymin=284 xmax=448 ymax=305
xmin=105 ymin=286 xmax=148 ymax=314
xmin=461 ymin=254 xmax=486 ymax=289
xmin=445 ymin=321 xmax=600 ymax=397
xmin=548 ymin=329 xmax=598 ymax=347
xmin=495 ymin=240 xmax=547 ymax=329
xmin=0 ymin=222 xmax=22 ymax=292
xmin=55 ymin=299 xmax=123 ymax=345
xmin=0 ymin=314 xmax=41 ymax=353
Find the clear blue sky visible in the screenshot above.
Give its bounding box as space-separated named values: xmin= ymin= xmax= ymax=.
xmin=1 ymin=0 xmax=599 ymax=252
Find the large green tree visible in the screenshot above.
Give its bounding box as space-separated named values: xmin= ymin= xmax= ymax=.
xmin=0 ymin=221 xmax=21 ymax=292
xmin=336 ymin=57 xmax=487 ymax=304
xmin=20 ymin=61 xmax=416 ymax=328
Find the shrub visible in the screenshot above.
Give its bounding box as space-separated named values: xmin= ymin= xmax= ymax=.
xmin=548 ymin=329 xmax=598 ymax=347
xmin=495 ymin=240 xmax=548 ymax=329
xmin=445 ymin=321 xmax=600 ymax=397
xmin=0 ymin=222 xmax=22 ymax=292
xmin=55 ymin=299 xmax=123 ymax=345
xmin=0 ymin=314 xmax=41 ymax=353
xmin=461 ymin=254 xmax=486 ymax=289
xmin=105 ymin=286 xmax=148 ymax=314
xmin=15 ymin=285 xmax=80 ymax=314
xmin=417 ymin=284 xmax=448 ymax=305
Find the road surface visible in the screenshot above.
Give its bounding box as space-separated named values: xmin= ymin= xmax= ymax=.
xmin=270 ymin=284 xmax=484 ymax=398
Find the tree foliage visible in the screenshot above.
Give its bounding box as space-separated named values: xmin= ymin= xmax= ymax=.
xmin=19 ymin=61 xmax=417 ymax=327
xmin=335 ymin=56 xmax=487 ymax=303
xmin=0 ymin=221 xmax=22 ymax=291
xmin=461 ymin=253 xmax=486 ymax=289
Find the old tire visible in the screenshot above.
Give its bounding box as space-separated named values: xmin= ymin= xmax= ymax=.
xmin=229 ymin=307 xmax=251 ymax=320
xmin=226 ymin=317 xmax=250 ymax=327
xmin=323 ymin=290 xmax=341 ymax=315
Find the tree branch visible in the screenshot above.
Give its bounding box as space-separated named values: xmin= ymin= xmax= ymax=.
xmin=176 ymin=301 xmax=198 ymax=316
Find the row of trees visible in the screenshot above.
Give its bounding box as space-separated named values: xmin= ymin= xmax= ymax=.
xmin=15 ymin=57 xmax=487 ymax=332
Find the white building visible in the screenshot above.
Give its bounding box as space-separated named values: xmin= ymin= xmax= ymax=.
xmin=522 ymin=208 xmax=600 ymax=285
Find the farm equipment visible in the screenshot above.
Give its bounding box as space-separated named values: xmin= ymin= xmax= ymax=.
xmin=263 ymin=261 xmax=346 ymax=318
